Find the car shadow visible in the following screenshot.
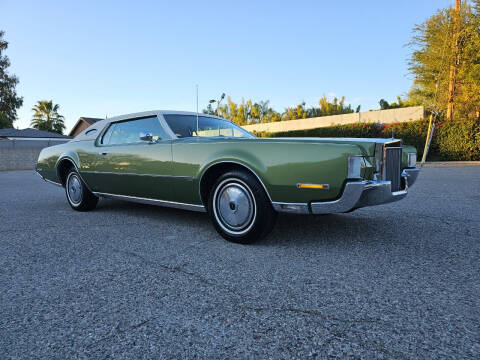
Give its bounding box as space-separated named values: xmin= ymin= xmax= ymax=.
xmin=263 ymin=213 xmax=382 ymax=246
xmin=94 ymin=198 xmax=395 ymax=248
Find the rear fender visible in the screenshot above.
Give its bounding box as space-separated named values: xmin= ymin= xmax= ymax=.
xmin=55 ymin=152 xmax=83 ymax=187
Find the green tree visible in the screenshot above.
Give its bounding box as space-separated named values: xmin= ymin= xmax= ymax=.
xmin=304 ymin=95 xmax=354 ymax=118
xmin=30 ymin=100 xmax=66 ymax=134
xmin=282 ymin=102 xmax=308 ymax=120
xmin=204 ymin=94 xmax=354 ymax=124
xmin=408 ymin=7 xmax=455 ymax=116
xmin=263 ymin=108 xmax=282 ymax=122
xmin=0 ymin=31 xmax=23 ymax=128
xmin=0 ymin=111 xmax=10 ymax=128
xmin=379 ymin=96 xmax=413 ymax=110
xmin=457 ymin=0 xmax=480 ymax=119
xmin=408 ymin=2 xmax=480 ymax=119
xmin=202 ymin=103 xmax=215 ymax=115
xmin=216 ymin=97 xmax=247 ymax=125
xmin=379 ymin=99 xmax=390 ymax=110
xmin=213 ymin=96 xmax=282 ymax=125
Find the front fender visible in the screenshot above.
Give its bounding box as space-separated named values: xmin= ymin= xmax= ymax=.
xmin=198 ymin=151 xmax=267 ymax=184
xmin=192 ymin=140 xmax=367 ymax=203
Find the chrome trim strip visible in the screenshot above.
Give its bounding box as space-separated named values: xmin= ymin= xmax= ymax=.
xmin=272 ymin=202 xmax=310 ymax=214
xmin=92 ymin=192 xmax=206 ymax=212
xmin=81 ymin=170 xmax=193 ymax=180
xmin=36 ymin=168 xmax=63 ymax=187
xmin=403 ymin=168 xmax=419 ymax=187
xmin=44 ymin=178 xmax=63 ymax=187
xmin=198 ymin=160 xmax=274 ymax=205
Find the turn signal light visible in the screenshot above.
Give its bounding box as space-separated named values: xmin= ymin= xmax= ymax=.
xmin=297 ymin=183 xmax=330 ymax=190
xmin=408 ymin=153 xmax=417 ymax=167
xmin=348 ymin=156 xmax=363 ymax=179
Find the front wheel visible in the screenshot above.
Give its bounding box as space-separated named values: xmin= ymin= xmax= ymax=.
xmin=65 ymin=168 xmax=98 ymax=211
xmin=208 ymin=170 xmax=277 ymax=244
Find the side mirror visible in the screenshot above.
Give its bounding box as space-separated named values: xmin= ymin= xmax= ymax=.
xmin=139 ymin=132 xmax=155 ymax=143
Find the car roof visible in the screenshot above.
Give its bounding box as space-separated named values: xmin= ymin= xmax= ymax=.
xmin=106 ymin=110 xmax=226 ymax=122
xmin=71 ymin=110 xmax=228 ymax=141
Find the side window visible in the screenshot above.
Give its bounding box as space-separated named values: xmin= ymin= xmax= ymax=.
xmin=102 ymin=116 xmax=167 ymax=145
xmin=232 ymin=128 xmax=246 ymax=137
xmin=164 ymin=114 xmax=197 ymax=138
xmin=101 ymin=124 xmax=116 ymax=144
xmin=163 ymin=114 xmax=252 ymax=138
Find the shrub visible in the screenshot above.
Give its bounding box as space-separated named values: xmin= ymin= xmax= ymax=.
xmin=256 ymin=118 xmax=480 ymax=161
xmin=435 ymin=118 xmax=480 ymax=160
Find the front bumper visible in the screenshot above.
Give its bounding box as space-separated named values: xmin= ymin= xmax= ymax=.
xmin=273 ymin=168 xmax=419 ymax=214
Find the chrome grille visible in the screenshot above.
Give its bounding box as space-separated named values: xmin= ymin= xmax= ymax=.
xmin=385 ymin=147 xmax=402 ymax=192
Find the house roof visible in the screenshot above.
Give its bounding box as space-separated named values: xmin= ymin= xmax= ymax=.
xmin=68 ymin=117 xmax=102 ymax=137
xmin=81 ymin=117 xmax=102 ymax=125
xmin=0 ymin=128 xmax=71 ymax=139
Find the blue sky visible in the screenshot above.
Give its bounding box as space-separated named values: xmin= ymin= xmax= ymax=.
xmin=2 ymin=0 xmax=452 ymax=132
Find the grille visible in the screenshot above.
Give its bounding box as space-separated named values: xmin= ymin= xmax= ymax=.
xmin=385 ymin=147 xmax=402 ymax=192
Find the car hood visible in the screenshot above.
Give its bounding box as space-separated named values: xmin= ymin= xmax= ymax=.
xmin=259 ymin=137 xmax=400 ymax=156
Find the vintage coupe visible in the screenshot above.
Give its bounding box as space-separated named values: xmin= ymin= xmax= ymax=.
xmin=36 ymin=110 xmax=419 ymax=243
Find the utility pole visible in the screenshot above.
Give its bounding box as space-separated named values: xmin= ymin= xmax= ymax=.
xmin=421 ymin=113 xmax=435 ymax=164
xmin=446 ymin=0 xmax=461 ymax=121
xmin=209 ymin=93 xmax=225 ymax=116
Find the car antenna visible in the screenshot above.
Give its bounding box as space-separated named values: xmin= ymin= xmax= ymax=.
xmin=196 ymin=84 xmax=199 ymax=136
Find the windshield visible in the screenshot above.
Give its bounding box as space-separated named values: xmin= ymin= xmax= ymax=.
xmin=163 ymin=114 xmax=254 ymax=139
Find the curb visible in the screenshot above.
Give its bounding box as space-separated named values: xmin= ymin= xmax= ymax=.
xmin=421 ymin=161 xmax=480 ymax=167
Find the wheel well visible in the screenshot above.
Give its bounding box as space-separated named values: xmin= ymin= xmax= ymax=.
xmin=57 ymin=158 xmax=75 ymax=186
xmin=199 ymin=162 xmax=270 ymax=207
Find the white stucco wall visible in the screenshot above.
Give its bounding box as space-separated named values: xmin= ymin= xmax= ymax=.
xmin=242 ymin=106 xmax=424 ymax=133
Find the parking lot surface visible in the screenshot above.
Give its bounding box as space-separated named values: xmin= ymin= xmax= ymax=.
xmin=1 ymin=167 xmax=479 ymax=359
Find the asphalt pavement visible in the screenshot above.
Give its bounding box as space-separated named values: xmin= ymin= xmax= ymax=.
xmin=1 ymin=167 xmax=479 ymax=359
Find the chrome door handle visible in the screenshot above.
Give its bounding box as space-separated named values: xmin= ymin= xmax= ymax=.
xmin=99 ymin=151 xmax=108 ymax=156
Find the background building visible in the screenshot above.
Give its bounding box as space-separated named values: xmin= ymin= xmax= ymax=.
xmin=68 ymin=117 xmax=102 ymax=137
xmin=0 ymin=128 xmax=71 ymax=171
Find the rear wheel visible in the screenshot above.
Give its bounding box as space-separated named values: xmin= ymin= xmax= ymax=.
xmin=65 ymin=168 xmax=98 ymax=211
xmin=208 ymin=170 xmax=276 ymax=244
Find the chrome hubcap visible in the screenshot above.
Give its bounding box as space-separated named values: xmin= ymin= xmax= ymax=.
xmin=215 ymin=181 xmax=255 ymax=233
xmin=67 ymin=174 xmax=82 ymax=205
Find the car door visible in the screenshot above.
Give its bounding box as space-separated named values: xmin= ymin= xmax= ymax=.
xmin=87 ymin=115 xmax=174 ymax=200
xmin=163 ymin=113 xmax=251 ymax=205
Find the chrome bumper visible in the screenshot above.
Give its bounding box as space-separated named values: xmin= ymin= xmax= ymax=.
xmin=273 ymin=168 xmax=419 ymax=214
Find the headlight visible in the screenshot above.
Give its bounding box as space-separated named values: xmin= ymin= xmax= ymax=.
xmin=347 ymin=156 xmax=362 ymax=179
xmin=407 ymin=153 xmax=417 ymax=167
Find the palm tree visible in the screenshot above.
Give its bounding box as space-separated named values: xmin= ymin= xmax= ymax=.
xmin=31 ymin=100 xmax=66 ymax=134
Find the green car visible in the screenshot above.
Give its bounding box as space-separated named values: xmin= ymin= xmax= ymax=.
xmin=36 ymin=110 xmax=419 ymax=243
